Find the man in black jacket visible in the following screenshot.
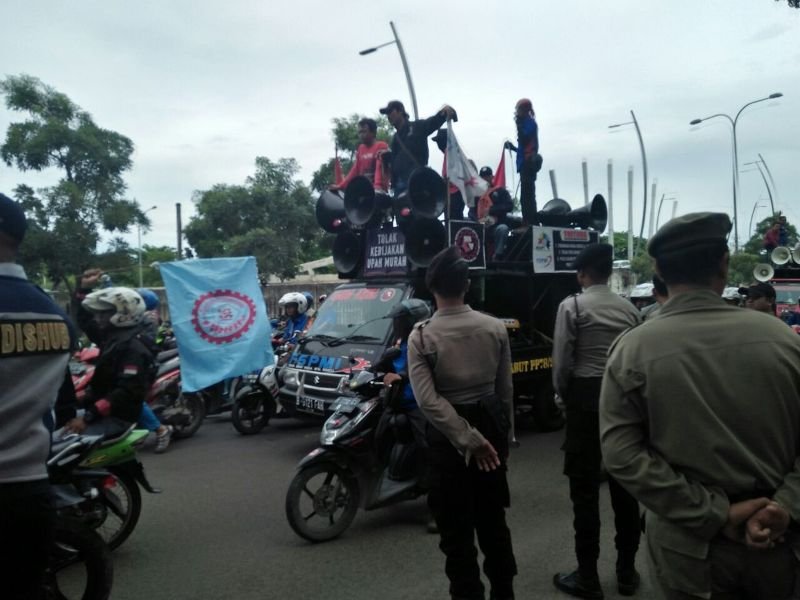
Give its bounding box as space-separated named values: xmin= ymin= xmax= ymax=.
xmin=379 ymin=99 xmax=456 ymax=195
xmin=65 ymin=270 xmax=156 ymax=438
xmin=479 ymin=166 xmax=515 ymax=260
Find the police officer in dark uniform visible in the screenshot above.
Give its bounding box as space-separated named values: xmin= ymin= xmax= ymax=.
xmin=551 ymin=243 xmax=642 ymax=599
xmin=408 ymin=246 xmax=516 ymax=600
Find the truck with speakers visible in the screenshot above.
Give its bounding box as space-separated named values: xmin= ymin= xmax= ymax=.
xmin=278 ymin=167 xmax=609 ymax=432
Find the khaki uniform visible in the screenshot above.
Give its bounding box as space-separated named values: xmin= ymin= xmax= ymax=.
xmin=408 ymin=304 xmax=516 ymax=600
xmin=600 ymin=290 xmax=800 ymax=598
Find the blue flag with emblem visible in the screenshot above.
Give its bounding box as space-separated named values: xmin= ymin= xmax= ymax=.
xmin=160 ymin=257 xmax=273 ymax=392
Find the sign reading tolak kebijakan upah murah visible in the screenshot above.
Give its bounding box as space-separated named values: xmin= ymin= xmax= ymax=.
xmin=364 ymin=228 xmax=407 ymax=277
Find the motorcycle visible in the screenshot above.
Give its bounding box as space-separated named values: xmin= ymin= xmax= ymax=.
xmin=285 ymin=348 xmax=426 ymax=543
xmin=147 ymin=349 xmax=206 ymax=439
xmin=230 ymin=340 xmax=288 ymax=435
xmin=45 ymin=432 xmax=115 ymax=599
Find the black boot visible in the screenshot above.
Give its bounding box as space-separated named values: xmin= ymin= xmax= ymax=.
xmin=616 ymin=568 xmax=640 ymax=596
xmin=552 ymin=570 xmax=604 ymax=599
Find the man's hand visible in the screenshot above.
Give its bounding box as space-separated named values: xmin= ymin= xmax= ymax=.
xmin=721 ymin=497 xmax=771 ymax=543
xmin=473 ymin=440 xmax=500 ymax=472
xmin=440 ymin=105 xmax=457 ymax=121
xmin=383 ymin=373 xmax=402 ymax=386
xmin=80 ymin=268 xmax=103 ymax=289
xmin=328 ymin=184 xmax=341 ymax=192
xmin=64 ymin=417 xmax=87 ymax=434
xmin=745 ymin=501 xmax=791 ymax=550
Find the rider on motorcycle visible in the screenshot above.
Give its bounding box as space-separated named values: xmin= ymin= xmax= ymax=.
xmin=65 ymin=271 xmax=157 ymax=438
xmin=278 ymin=292 xmax=309 ymax=346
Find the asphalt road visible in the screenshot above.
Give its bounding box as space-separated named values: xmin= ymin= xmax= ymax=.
xmin=105 ymin=414 xmax=656 ymax=600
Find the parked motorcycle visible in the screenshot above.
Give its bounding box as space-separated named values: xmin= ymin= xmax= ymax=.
xmin=46 ymin=432 xmax=115 ymax=599
xmin=285 ymin=348 xmax=425 ymax=543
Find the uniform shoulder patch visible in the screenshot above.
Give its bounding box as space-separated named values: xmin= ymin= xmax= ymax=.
xmin=412 ymin=318 xmax=431 ymax=331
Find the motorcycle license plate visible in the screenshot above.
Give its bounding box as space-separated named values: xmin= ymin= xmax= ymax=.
xmin=297 ymin=396 xmax=325 ymax=415
xmin=330 ymin=397 xmax=360 ymax=414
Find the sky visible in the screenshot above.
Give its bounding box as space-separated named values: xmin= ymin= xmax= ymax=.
xmin=1 ymin=0 xmax=798 ymax=254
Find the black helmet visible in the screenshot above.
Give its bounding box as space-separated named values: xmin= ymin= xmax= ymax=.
xmin=387 ymin=299 xmax=431 ymax=325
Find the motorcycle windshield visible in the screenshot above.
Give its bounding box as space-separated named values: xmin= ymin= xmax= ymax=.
xmin=306 ymin=284 xmax=406 ymax=343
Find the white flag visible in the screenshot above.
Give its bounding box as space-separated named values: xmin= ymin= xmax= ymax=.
xmin=446 ymin=121 xmax=487 ymax=209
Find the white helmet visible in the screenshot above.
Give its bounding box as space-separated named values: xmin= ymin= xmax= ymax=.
xmin=82 ymin=287 xmax=146 ymax=328
xmin=630 ymin=283 xmax=655 ymax=299
xmin=278 ymin=292 xmax=308 ymax=314
xmin=721 ymin=286 xmax=742 ymax=301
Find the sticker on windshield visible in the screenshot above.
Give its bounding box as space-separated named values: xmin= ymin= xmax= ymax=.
xmin=380 ymin=288 xmax=396 ymax=302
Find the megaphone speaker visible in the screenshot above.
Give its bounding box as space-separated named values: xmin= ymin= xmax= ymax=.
xmin=537 ymin=198 xmax=572 ymax=227
xmin=405 ymin=218 xmax=447 ymax=267
xmin=315 ymin=190 xmax=347 ymax=233
xmin=408 ymin=167 xmax=446 ymax=220
xmin=333 ymin=231 xmax=363 ymax=277
xmin=771 ymin=246 xmax=791 ymax=265
xmin=753 ymin=263 xmax=775 ymax=282
xmin=344 ymin=175 xmax=379 ymax=227
xmin=792 ymin=242 xmax=800 ymax=265
xmin=567 ymin=194 xmax=608 ymax=232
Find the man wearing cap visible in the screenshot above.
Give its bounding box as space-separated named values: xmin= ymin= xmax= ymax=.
xmin=0 ymin=193 xmax=76 ymax=598
xmin=408 ymin=245 xmax=517 ymax=600
xmin=552 ymin=243 xmax=643 ymax=599
xmin=477 ymin=166 xmax=515 ymax=260
xmin=739 ymin=282 xmax=777 ymax=316
xmin=600 ymin=212 xmax=800 ymax=599
xmin=379 ymin=99 xmax=456 ymax=195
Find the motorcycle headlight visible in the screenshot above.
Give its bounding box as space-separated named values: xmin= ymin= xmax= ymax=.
xmin=258 ymin=365 xmax=275 ymax=386
xmin=320 ymin=399 xmax=377 ymax=445
xmin=283 ymin=368 xmax=299 ymax=388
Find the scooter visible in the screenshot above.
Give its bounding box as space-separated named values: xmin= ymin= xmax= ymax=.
xmin=285 ymin=348 xmax=426 ymax=543
xmin=147 ymin=350 xmax=206 ymax=439
xmin=230 ymin=340 xmax=288 ymax=435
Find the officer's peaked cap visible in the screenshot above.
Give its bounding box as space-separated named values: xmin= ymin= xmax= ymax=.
xmin=648 ymin=212 xmax=731 ymax=259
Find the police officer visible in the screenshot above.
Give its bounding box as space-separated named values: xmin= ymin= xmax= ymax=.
xmin=600 ymin=213 xmax=800 ymax=599
xmin=0 ymin=193 xmax=76 ymax=599
xmin=408 ymin=246 xmax=516 ymax=600
xmin=552 ymin=243 xmax=642 ymax=599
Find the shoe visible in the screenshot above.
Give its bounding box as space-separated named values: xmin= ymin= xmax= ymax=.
xmin=154 ymin=425 xmax=173 ymax=453
xmin=617 ymin=569 xmax=640 ymax=596
xmin=426 ymin=517 xmax=439 ymax=534
xmin=552 ymin=571 xmax=603 ymax=599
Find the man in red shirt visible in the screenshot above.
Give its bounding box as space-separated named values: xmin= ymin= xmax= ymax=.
xmin=763 ymin=220 xmax=781 ymax=252
xmin=330 ymin=118 xmax=389 ymax=192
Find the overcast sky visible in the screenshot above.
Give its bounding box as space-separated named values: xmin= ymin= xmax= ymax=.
xmin=1 ymin=0 xmax=798 ymax=252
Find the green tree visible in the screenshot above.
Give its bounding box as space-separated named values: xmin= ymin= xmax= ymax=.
xmin=777 ymin=0 xmax=799 ymax=8
xmin=185 ymin=157 xmax=325 ymax=280
xmin=1 ymin=74 xmax=146 ymax=291
xmin=728 ymin=252 xmax=761 ymax=287
xmin=309 ymin=114 xmax=392 ymax=193
xmin=599 ymin=232 xmax=649 ymax=262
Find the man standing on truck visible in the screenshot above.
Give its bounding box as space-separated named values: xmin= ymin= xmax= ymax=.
xmin=379 ymin=99 xmax=456 ymax=195
xmin=408 ymin=245 xmax=517 ymax=600
xmin=551 ymin=243 xmax=642 ymax=599
xmin=329 ymin=118 xmax=389 ymax=193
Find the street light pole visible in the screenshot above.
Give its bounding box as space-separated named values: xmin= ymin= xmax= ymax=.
xmin=138 ymin=205 xmax=157 ymax=288
xmin=359 ymin=22 xmax=419 ymax=120
xmin=749 ymin=202 xmax=765 ymax=239
xmin=609 ymin=110 xmax=648 ymax=255
xmin=689 ymin=92 xmax=783 ymax=252
xmin=655 ymin=193 xmax=677 ymax=230
xmin=743 ymin=160 xmax=775 ymax=215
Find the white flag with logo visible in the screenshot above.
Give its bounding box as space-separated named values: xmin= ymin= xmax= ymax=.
xmin=446 ymin=121 xmax=487 ymax=208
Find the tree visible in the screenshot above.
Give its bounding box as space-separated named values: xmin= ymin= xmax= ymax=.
xmin=185 ymin=157 xmax=326 ymax=280
xmin=309 ymin=114 xmax=392 ymax=193
xmin=777 ymin=0 xmax=800 ymax=8
xmin=743 ymin=214 xmax=798 ymax=256
xmin=1 ymin=74 xmax=146 ymax=291
xmin=728 ymin=252 xmax=761 ymax=287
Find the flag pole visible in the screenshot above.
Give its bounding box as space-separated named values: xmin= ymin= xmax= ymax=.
xmin=445 ymin=118 xmax=452 ymax=225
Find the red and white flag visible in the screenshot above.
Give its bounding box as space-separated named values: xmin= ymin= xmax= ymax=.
xmin=445 ymin=121 xmax=487 ymax=208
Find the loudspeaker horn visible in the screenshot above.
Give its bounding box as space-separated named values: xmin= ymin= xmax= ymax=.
xmin=566 ymin=194 xmax=608 ymax=232
xmin=791 ymin=242 xmax=800 ymax=265
xmin=315 ymin=190 xmax=347 ymax=233
xmin=405 ymin=218 xmax=447 ymax=267
xmin=332 ymin=231 xmax=363 ymax=276
xmin=408 ymin=167 xmax=446 ymax=220
xmin=536 ymin=198 xmax=572 ymax=227
xmin=753 ymin=263 xmax=775 ymax=282
xmin=344 ymin=175 xmax=379 ymax=227
xmin=771 ymin=246 xmax=792 ymax=265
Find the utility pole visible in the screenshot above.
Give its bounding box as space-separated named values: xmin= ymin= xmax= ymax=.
xmin=176 ymin=202 xmax=183 ymax=259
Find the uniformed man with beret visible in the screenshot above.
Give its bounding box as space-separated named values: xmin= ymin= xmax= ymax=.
xmin=600 ymin=212 xmax=800 ymax=599
xmin=408 ymin=245 xmax=517 ymax=600
xmin=552 ymin=243 xmax=643 ymax=599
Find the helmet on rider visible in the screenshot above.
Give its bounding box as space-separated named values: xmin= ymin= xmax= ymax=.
xmin=318 ymin=294 xmax=328 ymax=305
xmin=388 ymin=299 xmax=432 ymax=339
xmin=278 ymin=292 xmax=308 ymax=315
xmin=302 ymin=292 xmax=314 ymax=311
xmin=82 ymin=287 xmax=146 ymax=328
xmin=136 ymin=288 xmax=160 ymax=311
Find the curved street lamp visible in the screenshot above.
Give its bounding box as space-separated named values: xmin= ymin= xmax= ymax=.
xmin=742 ymin=160 xmax=775 ymax=215
xmin=749 ymin=202 xmax=766 ymax=240
xmin=609 ymin=110 xmax=647 ymax=255
xmin=359 ymin=21 xmax=419 ymax=120
xmin=689 ymin=92 xmax=783 ymax=252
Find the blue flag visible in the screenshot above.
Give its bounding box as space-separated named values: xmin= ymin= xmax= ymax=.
xmin=160 ymin=257 xmax=273 ymax=392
